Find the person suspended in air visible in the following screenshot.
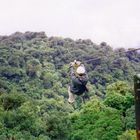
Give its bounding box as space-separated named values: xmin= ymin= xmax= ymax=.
xmin=68 ymin=60 xmax=90 ymax=104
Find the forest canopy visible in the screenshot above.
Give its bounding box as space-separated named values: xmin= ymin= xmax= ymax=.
xmin=0 ymin=32 xmax=139 ymax=140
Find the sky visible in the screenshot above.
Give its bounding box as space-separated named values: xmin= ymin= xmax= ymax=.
xmin=0 ymin=0 xmax=140 ymax=48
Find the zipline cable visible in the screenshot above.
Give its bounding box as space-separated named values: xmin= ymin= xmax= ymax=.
xmin=84 ymin=47 xmax=140 ymax=63
xmin=55 ymin=47 xmax=140 ymax=66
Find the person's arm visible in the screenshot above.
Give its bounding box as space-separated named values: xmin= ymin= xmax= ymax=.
xmin=69 ymin=66 xmax=83 ymax=85
xmin=69 ymin=60 xmax=80 ymax=79
xmin=69 ymin=60 xmax=87 ymax=85
xmin=69 ymin=65 xmax=75 ymax=77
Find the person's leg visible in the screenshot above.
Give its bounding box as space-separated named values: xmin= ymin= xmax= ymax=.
xmin=82 ymin=92 xmax=90 ymax=103
xmin=68 ymin=86 xmax=76 ymax=103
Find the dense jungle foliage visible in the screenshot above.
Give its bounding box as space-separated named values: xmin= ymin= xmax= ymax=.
xmin=0 ymin=31 xmax=139 ymax=140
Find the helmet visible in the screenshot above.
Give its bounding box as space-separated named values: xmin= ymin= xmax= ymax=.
xmin=76 ymin=66 xmax=86 ymax=74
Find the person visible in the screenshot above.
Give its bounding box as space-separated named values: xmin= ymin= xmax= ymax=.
xmin=68 ymin=60 xmax=89 ymax=104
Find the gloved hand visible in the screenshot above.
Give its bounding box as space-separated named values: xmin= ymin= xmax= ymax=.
xmin=69 ymin=62 xmax=75 ymax=67
xmin=75 ymin=60 xmax=82 ymax=66
xmin=70 ymin=60 xmax=81 ymax=67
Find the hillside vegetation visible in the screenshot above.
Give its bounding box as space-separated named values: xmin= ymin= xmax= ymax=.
xmin=0 ymin=32 xmax=139 ymax=140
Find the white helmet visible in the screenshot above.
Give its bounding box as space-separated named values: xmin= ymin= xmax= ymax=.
xmin=76 ymin=66 xmax=86 ymax=74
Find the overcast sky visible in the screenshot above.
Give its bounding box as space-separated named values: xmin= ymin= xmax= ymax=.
xmin=0 ymin=0 xmax=140 ymax=48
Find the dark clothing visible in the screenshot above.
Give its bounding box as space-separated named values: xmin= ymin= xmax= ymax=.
xmin=69 ymin=66 xmax=88 ymax=95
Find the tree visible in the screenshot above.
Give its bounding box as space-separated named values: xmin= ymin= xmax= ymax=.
xmin=118 ymin=130 xmax=136 ymax=140
xmin=125 ymin=106 xmax=135 ymax=130
xmin=104 ymin=81 xmax=134 ymax=112
xmin=26 ymin=59 xmax=41 ymax=77
xmin=69 ymin=97 xmax=123 ymax=140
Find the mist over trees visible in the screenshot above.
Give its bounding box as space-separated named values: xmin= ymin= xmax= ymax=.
xmin=0 ymin=32 xmax=139 ymax=140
